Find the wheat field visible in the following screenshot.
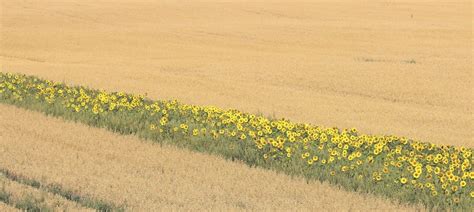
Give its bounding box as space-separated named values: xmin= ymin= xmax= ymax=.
xmin=0 ymin=104 xmax=421 ymax=210
xmin=1 ymin=0 xmax=472 ymax=146
xmin=0 ymin=0 xmax=472 ymax=210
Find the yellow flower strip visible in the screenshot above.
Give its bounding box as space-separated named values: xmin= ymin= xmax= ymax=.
xmin=0 ymin=72 xmax=472 ymax=210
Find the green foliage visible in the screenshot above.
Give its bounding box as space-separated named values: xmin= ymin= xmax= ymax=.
xmin=14 ymin=195 xmax=48 ymax=212
xmin=0 ymin=185 xmax=12 ymax=204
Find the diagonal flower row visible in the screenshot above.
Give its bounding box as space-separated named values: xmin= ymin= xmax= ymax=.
xmin=1 ymin=72 xmax=472 ymax=209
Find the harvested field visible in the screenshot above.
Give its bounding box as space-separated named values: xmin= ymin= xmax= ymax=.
xmin=1 ymin=0 xmax=472 ymax=147
xmin=0 ymin=104 xmax=421 ymax=211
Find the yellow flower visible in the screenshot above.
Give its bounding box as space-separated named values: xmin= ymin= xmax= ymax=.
xmin=413 ymin=172 xmax=421 ymax=179
xmin=400 ymin=177 xmax=408 ymax=184
xmin=301 ymin=152 xmax=309 ymax=159
xmin=159 ymin=117 xmax=168 ymax=126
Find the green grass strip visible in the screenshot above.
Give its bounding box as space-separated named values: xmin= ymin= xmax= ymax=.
xmin=0 ymin=72 xmax=472 ymax=210
xmin=0 ymin=187 xmax=13 ymax=207
xmin=0 ymin=168 xmax=124 ymax=211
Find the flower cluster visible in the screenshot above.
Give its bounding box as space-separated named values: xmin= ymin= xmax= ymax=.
xmin=1 ymin=72 xmax=472 ymax=209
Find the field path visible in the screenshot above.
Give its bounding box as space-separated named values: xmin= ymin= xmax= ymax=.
xmin=0 ymin=104 xmax=421 ymax=211
xmin=1 ymin=0 xmax=472 ymax=147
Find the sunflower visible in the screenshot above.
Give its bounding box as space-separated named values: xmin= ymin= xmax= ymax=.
xmin=400 ymin=177 xmax=408 ymax=184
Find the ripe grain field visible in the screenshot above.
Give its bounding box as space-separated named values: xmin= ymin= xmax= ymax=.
xmin=0 ymin=104 xmax=420 ymax=210
xmin=1 ymin=0 xmax=472 ymax=147
xmin=0 ymin=0 xmax=472 ymax=210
